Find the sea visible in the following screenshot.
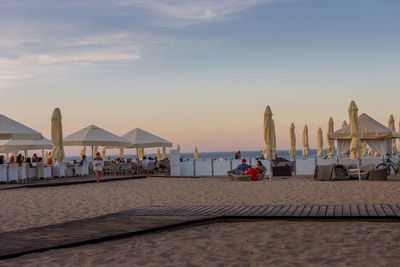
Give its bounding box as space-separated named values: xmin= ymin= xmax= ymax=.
xmin=65 ymin=149 xmax=325 ymax=162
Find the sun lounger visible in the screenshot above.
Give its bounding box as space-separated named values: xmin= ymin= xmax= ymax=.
xmin=331 ymin=164 xmax=349 ymax=181
xmin=368 ymin=166 xmax=389 ymax=180
xmin=314 ymin=164 xmax=335 ymax=181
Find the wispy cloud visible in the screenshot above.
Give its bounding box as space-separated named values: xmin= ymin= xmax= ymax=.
xmin=114 ymin=0 xmax=285 ymax=26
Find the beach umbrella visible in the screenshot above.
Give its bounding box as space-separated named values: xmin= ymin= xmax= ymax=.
xmin=157 ymin=148 xmax=161 ymax=160
xmin=94 ymin=146 xmax=98 ymax=157
xmin=289 ymin=123 xmax=296 ymax=159
xmin=0 ymin=114 xmax=43 ymax=140
xmin=177 ymin=145 xmax=181 ymax=151
xmin=263 ymin=106 xmax=276 ymax=160
xmin=342 ymin=120 xmax=347 ymax=128
xmin=162 ymin=147 xmax=166 ymax=160
xmin=0 ymin=138 xmax=52 ymax=153
xmin=194 ymin=147 xmax=199 ymax=161
xmin=327 ymin=117 xmax=335 ymax=158
xmin=388 ymin=115 xmax=397 ymax=155
xmin=302 ymin=125 xmax=309 ymax=158
xmin=102 ymin=147 xmax=106 ymax=160
xmin=317 ymin=127 xmax=324 ymax=158
xmin=361 ymin=141 xmax=368 ymax=157
xmin=348 ymin=101 xmax=361 ymax=161
xmin=80 ymin=146 xmax=86 ymax=159
xmin=50 ymin=108 xmax=64 ymax=162
xmin=122 ymin=128 xmax=172 ymax=148
xmin=119 ymin=148 xmax=124 ymax=158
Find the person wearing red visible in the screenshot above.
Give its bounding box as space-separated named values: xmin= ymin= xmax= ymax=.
xmin=244 ymin=161 xmax=266 ymax=181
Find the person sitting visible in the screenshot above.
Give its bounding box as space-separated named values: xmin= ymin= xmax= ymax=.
xmin=9 ymin=155 xmax=16 ymax=164
xmin=0 ymin=155 xmax=4 ymax=164
xmin=46 ymin=152 xmax=53 ymax=165
xmin=79 ymin=155 xmax=87 ymax=166
xmin=141 ymin=156 xmax=150 ymax=169
xmin=26 ymin=157 xmax=33 ymax=168
xmin=243 ymin=161 xmax=266 ymax=181
xmin=236 ymin=159 xmax=251 ymax=174
xmin=32 ymin=154 xmax=38 ymax=162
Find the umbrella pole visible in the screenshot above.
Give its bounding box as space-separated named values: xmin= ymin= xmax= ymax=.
xmin=136 ymin=147 xmax=139 ymax=174
xmin=91 ymin=146 xmax=94 ymax=162
xmin=357 ymin=160 xmax=361 ymax=181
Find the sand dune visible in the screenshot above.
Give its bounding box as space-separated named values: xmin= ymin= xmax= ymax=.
xmin=0 ymin=177 xmax=399 ymax=233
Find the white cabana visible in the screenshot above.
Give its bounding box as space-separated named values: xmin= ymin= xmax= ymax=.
xmin=64 ymin=125 xmax=129 ymax=159
xmin=122 ymin=128 xmax=172 ymax=148
xmin=0 ymin=114 xmax=43 ymax=140
xmin=329 ymin=113 xmax=400 ymax=156
xmin=0 ymin=138 xmax=53 ymax=152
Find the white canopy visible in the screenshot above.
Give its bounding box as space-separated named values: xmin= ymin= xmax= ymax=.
xmin=0 ymin=114 xmax=43 ymax=140
xmin=121 ymin=128 xmax=172 ymax=148
xmin=329 ymin=113 xmax=400 ymax=156
xmin=64 ymin=125 xmax=129 ymax=147
xmin=0 ymin=138 xmax=52 ymax=152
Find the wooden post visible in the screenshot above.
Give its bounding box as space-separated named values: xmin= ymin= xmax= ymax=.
xmin=193 ymin=160 xmax=196 ymax=177
xmin=211 ymin=158 xmax=214 ymax=176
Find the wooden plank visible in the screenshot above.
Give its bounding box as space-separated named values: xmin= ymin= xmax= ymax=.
xmin=282 ymin=205 xmax=297 ymax=217
xmin=342 ymin=205 xmax=351 ymax=217
xmin=235 ymin=206 xmax=259 ymax=216
xmin=308 ymin=205 xmax=320 ymax=217
xmin=223 ymin=206 xmax=245 ymax=216
xmin=317 ymin=205 xmax=327 ymax=217
xmin=249 ymin=206 xmax=269 ymax=216
xmin=373 ymin=204 xmax=386 ymax=217
xmin=255 ymin=206 xmax=274 ymax=216
xmin=229 ymin=206 xmax=249 ymax=216
xmin=300 ymin=205 xmax=312 ymax=217
xmin=160 ymin=206 xmax=190 ymax=216
xmin=366 ymin=204 xmax=378 ymax=216
xmin=145 ymin=206 xmax=177 ymax=216
xmin=274 ymin=205 xmax=291 ymax=217
xmin=389 ymin=204 xmax=400 ymax=217
xmin=350 ymin=205 xmax=360 ymax=217
xmin=244 ymin=206 xmax=266 ymax=216
xmin=267 ymin=205 xmax=283 ymax=216
xmin=326 ymin=205 xmax=335 ymax=217
xmin=358 ymin=204 xmax=369 ymax=217
xmin=196 ymin=206 xmax=223 ymax=216
xmin=190 ymin=206 xmax=216 ymax=216
xmin=334 ymin=205 xmax=342 ymax=216
xmin=291 ymin=206 xmax=305 ymax=217
xmin=381 ymin=204 xmax=396 ymax=216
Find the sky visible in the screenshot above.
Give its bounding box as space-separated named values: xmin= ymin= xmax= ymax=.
xmin=0 ymin=0 xmax=399 ymax=155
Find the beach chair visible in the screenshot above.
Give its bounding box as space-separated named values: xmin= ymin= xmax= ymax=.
xmin=0 ymin=164 xmax=8 ymax=183
xmin=257 ymin=170 xmax=267 ymax=181
xmin=37 ymin=163 xmax=52 ymax=179
xmin=8 ymin=163 xmax=19 ymax=183
xmin=314 ymin=164 xmax=335 ymax=181
xmin=227 ymin=169 xmax=237 ymax=178
xmin=331 ymin=164 xmax=349 ymax=181
xmin=368 ymin=166 xmax=389 ymax=181
xmin=26 ymin=166 xmax=37 ymax=180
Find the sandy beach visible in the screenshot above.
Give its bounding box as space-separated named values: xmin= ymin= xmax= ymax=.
xmin=0 ymin=177 xmax=399 ymax=233
xmin=2 ymin=220 xmax=399 ymax=266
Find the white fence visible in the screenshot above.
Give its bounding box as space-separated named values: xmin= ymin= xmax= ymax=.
xmin=178 ymin=157 xmax=399 ymax=177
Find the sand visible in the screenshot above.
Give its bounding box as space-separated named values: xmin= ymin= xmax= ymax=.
xmin=2 ymin=221 xmax=399 ymax=266
xmin=0 ymin=177 xmax=399 ymax=233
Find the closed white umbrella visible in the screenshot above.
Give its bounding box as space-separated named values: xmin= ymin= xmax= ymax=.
xmin=194 ymin=147 xmax=199 ymax=161
xmin=349 ymin=101 xmax=361 ymax=161
xmin=302 ymin=125 xmax=309 ymax=158
xmin=388 ymin=115 xmax=397 ymax=155
xmin=162 ymin=147 xmax=166 ymax=160
xmin=102 ymin=147 xmax=106 ymax=160
xmin=342 ymin=120 xmax=347 ymax=128
xmin=177 ymin=145 xmax=181 ymax=151
xmin=317 ymin=127 xmax=324 ymax=158
xmin=138 ymin=148 xmax=144 ymax=160
xmin=289 ymin=123 xmax=296 ymax=159
xmin=119 ymin=148 xmax=124 ymax=158
xmin=50 ymin=108 xmax=64 ymax=162
xmin=327 ymin=117 xmax=335 ymax=158
xmin=361 ymin=141 xmax=368 ymax=157
xmin=80 ymin=146 xmax=86 ymax=159
xmin=263 ymin=106 xmax=276 ymax=160
xmin=368 ymin=146 xmax=373 ymax=157
xmin=157 ymin=148 xmax=161 ymax=160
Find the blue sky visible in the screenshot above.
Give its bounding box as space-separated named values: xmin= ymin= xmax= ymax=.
xmin=0 ymin=0 xmax=399 ymax=153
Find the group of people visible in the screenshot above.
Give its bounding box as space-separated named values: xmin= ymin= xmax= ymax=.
xmin=0 ymin=153 xmax=47 ymax=169
xmin=235 ymin=159 xmax=266 ymax=181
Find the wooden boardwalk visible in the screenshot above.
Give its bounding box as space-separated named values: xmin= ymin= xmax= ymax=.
xmin=121 ymin=204 xmax=400 ymax=218
xmin=0 ymin=175 xmax=147 ymax=191
xmin=0 ymin=204 xmax=398 ymax=259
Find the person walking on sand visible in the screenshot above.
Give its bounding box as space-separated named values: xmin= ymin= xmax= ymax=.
xmin=93 ymin=152 xmax=104 ymax=183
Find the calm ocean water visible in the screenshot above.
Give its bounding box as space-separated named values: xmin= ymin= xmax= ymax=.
xmin=65 ymin=149 xmax=326 ymax=162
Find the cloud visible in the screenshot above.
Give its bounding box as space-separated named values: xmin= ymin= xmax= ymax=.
xmin=113 ymin=0 xmax=286 ymax=26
